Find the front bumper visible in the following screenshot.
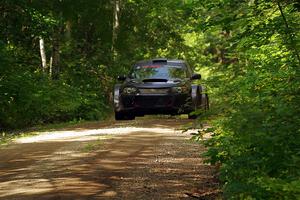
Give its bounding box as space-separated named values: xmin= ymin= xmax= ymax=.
xmin=115 ymin=93 xmax=193 ymax=115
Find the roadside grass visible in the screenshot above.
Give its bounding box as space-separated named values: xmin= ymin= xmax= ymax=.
xmin=82 ymin=139 xmax=103 ymax=152
xmin=81 ymin=135 xmax=113 ymax=153
xmin=27 ymin=120 xmax=100 ymax=132
xmin=0 ymin=131 xmax=40 ymax=146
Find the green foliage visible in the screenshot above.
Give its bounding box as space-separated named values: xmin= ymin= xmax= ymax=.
xmin=192 ymin=0 xmax=300 ymax=199
xmin=0 ymin=0 xmax=195 ymax=130
xmin=0 ymin=59 xmax=108 ymax=129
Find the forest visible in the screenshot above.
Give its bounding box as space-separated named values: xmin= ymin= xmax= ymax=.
xmin=1 ymin=0 xmax=299 ymax=199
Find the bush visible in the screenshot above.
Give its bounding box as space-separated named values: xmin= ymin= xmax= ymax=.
xmin=196 ymin=1 xmax=300 ymax=198
xmin=203 ymin=37 xmax=300 ymax=200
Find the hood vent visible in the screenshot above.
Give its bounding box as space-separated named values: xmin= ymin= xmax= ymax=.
xmin=142 ymin=78 xmax=168 ymax=83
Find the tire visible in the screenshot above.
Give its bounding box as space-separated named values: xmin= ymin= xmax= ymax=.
xmin=115 ymin=111 xmax=125 ymax=120
xmin=115 ymin=111 xmax=135 ymax=120
xmin=126 ymin=114 xmax=135 ymax=120
xmin=135 ymin=112 xmax=144 ymax=117
xmin=188 ymin=113 xmax=197 ymax=119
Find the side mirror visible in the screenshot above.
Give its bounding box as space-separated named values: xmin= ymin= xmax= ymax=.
xmin=117 ymin=75 xmax=127 ymax=81
xmin=191 ymin=73 xmax=201 ymax=80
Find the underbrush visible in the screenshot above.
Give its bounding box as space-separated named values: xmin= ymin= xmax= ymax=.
xmin=195 ymin=66 xmax=300 ymax=199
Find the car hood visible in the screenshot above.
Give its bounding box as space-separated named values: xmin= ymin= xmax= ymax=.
xmin=124 ymin=79 xmax=185 ymax=88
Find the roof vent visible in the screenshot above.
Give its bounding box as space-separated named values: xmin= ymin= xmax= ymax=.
xmin=152 ymin=58 xmax=167 ymax=63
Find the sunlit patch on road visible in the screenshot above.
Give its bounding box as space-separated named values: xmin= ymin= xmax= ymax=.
xmin=15 ymin=127 xmax=183 ymax=143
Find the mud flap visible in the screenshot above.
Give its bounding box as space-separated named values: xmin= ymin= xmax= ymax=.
xmin=191 ymin=85 xmax=208 ymax=110
xmin=198 ymin=85 xmax=207 ymax=109
xmin=114 ymin=84 xmax=122 ymax=111
xmin=191 ymin=85 xmax=199 ymax=109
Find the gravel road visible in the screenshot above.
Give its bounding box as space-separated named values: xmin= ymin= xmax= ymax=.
xmin=0 ymin=118 xmax=219 ymax=200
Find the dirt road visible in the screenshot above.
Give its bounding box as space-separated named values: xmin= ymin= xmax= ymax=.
xmin=0 ymin=118 xmax=219 ymax=200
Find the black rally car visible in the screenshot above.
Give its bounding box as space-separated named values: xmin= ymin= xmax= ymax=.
xmin=113 ymin=58 xmax=209 ymax=120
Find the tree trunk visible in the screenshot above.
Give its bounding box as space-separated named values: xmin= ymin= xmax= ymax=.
xmin=112 ymin=0 xmax=121 ymax=59
xmin=277 ymin=1 xmax=300 ymax=65
xmin=49 ymin=56 xmax=53 ymax=79
xmin=65 ymin=20 xmax=72 ymax=40
xmin=39 ymin=37 xmax=47 ymax=73
xmin=51 ymin=25 xmax=63 ymax=80
xmin=51 ymin=36 xmax=60 ymax=80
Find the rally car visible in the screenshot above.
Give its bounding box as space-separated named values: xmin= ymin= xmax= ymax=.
xmin=113 ymin=58 xmax=209 ymax=120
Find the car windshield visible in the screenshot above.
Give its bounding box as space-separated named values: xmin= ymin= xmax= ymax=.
xmin=130 ymin=65 xmax=187 ymax=80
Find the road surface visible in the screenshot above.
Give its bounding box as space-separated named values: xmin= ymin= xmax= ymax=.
xmin=0 ymin=118 xmax=219 ymax=200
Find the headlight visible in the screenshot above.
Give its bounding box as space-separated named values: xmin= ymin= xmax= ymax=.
xmin=123 ymin=87 xmax=138 ymax=94
xmin=173 ymin=86 xmax=189 ymax=93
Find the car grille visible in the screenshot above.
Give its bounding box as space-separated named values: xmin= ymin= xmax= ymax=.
xmin=139 ymin=88 xmax=169 ymax=94
xmin=135 ymin=96 xmax=173 ymax=107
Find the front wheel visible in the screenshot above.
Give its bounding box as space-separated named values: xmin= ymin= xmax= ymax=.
xmin=188 ymin=113 xmax=197 ymax=119
xmin=115 ymin=111 xmax=135 ymax=120
xmin=115 ymin=111 xmax=125 ymax=120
